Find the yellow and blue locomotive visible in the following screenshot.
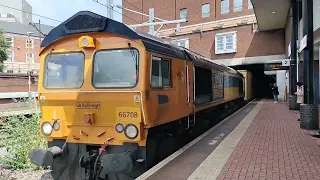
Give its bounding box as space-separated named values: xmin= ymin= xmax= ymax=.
xmin=29 ymin=11 xmax=245 ymax=180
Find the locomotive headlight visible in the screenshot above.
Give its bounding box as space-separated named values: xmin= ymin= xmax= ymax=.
xmin=115 ymin=123 xmax=124 ymax=133
xmin=78 ymin=36 xmax=95 ymax=48
xmin=41 ymin=122 xmax=53 ymax=136
xmin=124 ymin=124 xmax=138 ymax=139
xmin=81 ymin=37 xmax=89 ymax=47
xmin=53 ymin=121 xmax=60 ymax=131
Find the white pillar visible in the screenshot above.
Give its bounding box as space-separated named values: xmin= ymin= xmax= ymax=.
xmin=277 ymin=70 xmax=286 ymax=101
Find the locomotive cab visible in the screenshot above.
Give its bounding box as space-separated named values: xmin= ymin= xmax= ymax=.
xmin=29 ymin=12 xmax=151 ymax=180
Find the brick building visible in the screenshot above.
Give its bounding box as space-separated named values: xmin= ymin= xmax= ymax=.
xmin=0 ymin=0 xmax=32 ymax=25
xmin=122 ymin=0 xmax=286 ymax=62
xmin=122 ymin=0 xmax=288 ymax=100
xmin=1 ymin=20 xmax=54 ymax=74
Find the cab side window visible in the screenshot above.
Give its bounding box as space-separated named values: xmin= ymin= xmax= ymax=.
xmin=151 ymin=56 xmax=171 ymax=88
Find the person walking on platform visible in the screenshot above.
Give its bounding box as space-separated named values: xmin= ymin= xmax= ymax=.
xmin=272 ymin=83 xmax=279 ymax=103
xmin=295 ymin=82 xmax=304 ymax=121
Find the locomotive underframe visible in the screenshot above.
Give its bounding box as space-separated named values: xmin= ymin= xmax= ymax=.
xmin=30 ymin=98 xmax=244 ymax=180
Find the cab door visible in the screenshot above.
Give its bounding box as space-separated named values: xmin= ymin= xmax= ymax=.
xmin=185 ymin=61 xmax=194 ymax=112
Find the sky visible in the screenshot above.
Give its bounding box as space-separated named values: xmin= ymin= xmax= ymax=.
xmin=25 ymin=0 xmax=123 ymax=26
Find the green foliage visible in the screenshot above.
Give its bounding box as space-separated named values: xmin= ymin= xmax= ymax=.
xmin=0 ymin=29 xmax=10 ymax=72
xmin=0 ymin=98 xmax=47 ymax=170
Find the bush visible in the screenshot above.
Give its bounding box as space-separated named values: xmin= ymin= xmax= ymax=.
xmin=0 ymin=98 xmax=47 ymax=170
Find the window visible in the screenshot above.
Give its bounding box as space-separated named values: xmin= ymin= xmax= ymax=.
xmin=6 ymin=49 xmax=14 ymax=61
xmin=26 ymin=38 xmax=34 ymax=48
xmin=93 ymin=49 xmax=139 ymax=88
xmin=248 ymin=0 xmax=253 ymax=9
xmin=151 ymin=56 xmax=171 ymax=88
xmin=215 ymin=32 xmax=237 ymax=54
xmin=43 ymin=52 xmax=85 ymax=89
xmin=221 ymin=0 xmax=230 ymax=14
xmin=202 ymin=3 xmax=210 ymax=17
xmin=5 ymin=35 xmax=13 ymax=47
xmin=234 ymin=0 xmax=243 ymax=12
xmin=180 ymin=8 xmax=187 ymax=19
xmin=26 ymin=52 xmax=34 ymax=63
xmin=172 ymin=38 xmax=189 ymax=49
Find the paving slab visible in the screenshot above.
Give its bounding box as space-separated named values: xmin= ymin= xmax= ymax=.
xmin=216 ymin=100 xmax=320 ymax=180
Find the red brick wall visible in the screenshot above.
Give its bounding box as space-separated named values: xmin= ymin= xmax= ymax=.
xmin=123 ymin=0 xmax=254 ymax=31
xmin=123 ymin=0 xmax=284 ymax=60
xmin=6 ymin=33 xmax=41 ymax=63
xmin=0 ymin=75 xmax=38 ymax=93
xmin=173 ymin=25 xmax=285 ymax=59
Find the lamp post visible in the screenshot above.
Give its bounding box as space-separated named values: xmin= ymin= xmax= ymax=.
xmin=27 ymin=31 xmax=34 ymax=98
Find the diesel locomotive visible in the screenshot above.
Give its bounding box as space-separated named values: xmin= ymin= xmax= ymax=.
xmin=29 ymin=11 xmax=246 ymax=180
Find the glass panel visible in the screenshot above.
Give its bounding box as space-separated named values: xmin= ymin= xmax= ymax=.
xmin=221 ymin=0 xmax=230 ymax=14
xmin=161 ymin=60 xmax=170 ymax=86
xmin=172 ymin=41 xmax=179 ymax=46
xmin=216 ymin=36 xmax=224 ymax=51
xmin=234 ymin=0 xmax=243 ymax=12
xmin=6 ymin=36 xmax=12 ymax=42
xmin=180 ymin=8 xmax=187 ymax=19
xmin=179 ymin=40 xmax=186 ymax=48
xmin=151 ymin=57 xmax=162 ymax=87
xmin=202 ymin=3 xmax=210 ymax=17
xmin=6 ymin=50 xmax=13 ymax=61
xmin=44 ymin=52 xmax=85 ymax=89
xmin=93 ymin=49 xmax=138 ymax=88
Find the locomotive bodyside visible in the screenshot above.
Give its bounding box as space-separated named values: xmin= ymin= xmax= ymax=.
xmin=28 ymin=11 xmax=246 ymax=180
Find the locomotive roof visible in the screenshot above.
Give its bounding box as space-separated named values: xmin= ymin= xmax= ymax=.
xmin=41 ymin=11 xmax=241 ymax=76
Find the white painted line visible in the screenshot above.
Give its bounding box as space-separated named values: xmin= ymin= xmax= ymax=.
xmin=187 ymin=100 xmax=264 ymax=180
xmin=136 ymin=99 xmax=256 ymax=180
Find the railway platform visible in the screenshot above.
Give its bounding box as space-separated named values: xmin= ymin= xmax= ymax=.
xmin=137 ymin=99 xmax=320 ymax=180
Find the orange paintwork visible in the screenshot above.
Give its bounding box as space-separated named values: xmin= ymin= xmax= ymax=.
xmin=37 ymin=32 xmax=244 ymax=148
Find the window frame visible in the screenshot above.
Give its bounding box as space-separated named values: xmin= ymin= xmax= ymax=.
xmin=6 ymin=49 xmax=14 ymax=62
xmin=180 ymin=8 xmax=187 ymax=19
xmin=221 ymin=0 xmax=230 ymax=14
xmin=26 ymin=52 xmax=34 ymax=63
xmin=5 ymin=35 xmax=14 ymax=47
xmin=150 ymin=55 xmax=172 ymax=89
xmin=42 ymin=51 xmax=85 ymax=90
xmin=215 ymin=31 xmax=237 ymax=54
xmin=171 ymin=38 xmax=190 ymax=49
xmin=91 ymin=48 xmax=140 ymax=89
xmin=26 ymin=38 xmax=34 ymax=49
xmin=202 ymin=3 xmax=210 ymax=18
xmin=234 ymin=0 xmax=243 ymax=12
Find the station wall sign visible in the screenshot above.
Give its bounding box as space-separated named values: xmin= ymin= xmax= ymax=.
xmin=264 ymin=63 xmax=289 ymax=71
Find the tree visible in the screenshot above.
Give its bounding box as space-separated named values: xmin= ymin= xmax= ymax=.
xmin=0 ymin=29 xmax=10 ymax=72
